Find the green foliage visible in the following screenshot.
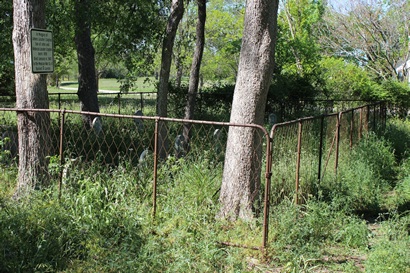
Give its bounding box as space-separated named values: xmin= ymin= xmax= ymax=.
xmin=268 ymin=200 xmax=369 ymax=264
xmin=321 ymin=134 xmax=395 ymax=212
xmin=318 ymin=57 xmax=375 ymax=99
xmin=350 ymin=133 xmax=396 ymax=183
xmin=0 ymin=0 xmax=14 ymax=96
xmin=1 ymin=104 xmax=410 ymax=271
xmin=276 ymin=0 xmax=325 ymax=76
xmin=0 ymin=196 xmax=86 ymax=272
xmin=384 ymin=118 xmax=410 ymax=162
xmin=375 ymin=80 xmax=410 ymax=114
xmin=269 ymin=73 xmax=319 ymax=102
xmin=201 ymin=0 xmax=245 ymax=82
xmin=365 ymin=213 xmax=410 ymax=273
xmin=168 ymin=83 xmax=234 ymax=120
xmin=394 ymin=148 xmax=410 ymax=209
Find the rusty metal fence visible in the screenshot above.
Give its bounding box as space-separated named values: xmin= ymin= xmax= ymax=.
xmin=0 ymin=107 xmax=270 ymax=248
xmin=47 ymin=91 xmax=157 ymax=115
xmin=268 ymin=101 xmax=386 ymax=206
xmin=0 ymin=101 xmax=386 ymax=252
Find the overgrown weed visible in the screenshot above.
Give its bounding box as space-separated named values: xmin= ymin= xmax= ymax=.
xmin=1 ymin=118 xmax=409 ymax=272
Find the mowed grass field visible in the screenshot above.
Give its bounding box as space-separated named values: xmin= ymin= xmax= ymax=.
xmin=48 ymin=78 xmax=156 ymax=93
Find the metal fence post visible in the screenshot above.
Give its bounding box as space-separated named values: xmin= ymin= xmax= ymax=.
xmin=58 ymin=109 xmax=66 ymax=200
xmin=117 ymin=93 xmax=121 ymax=114
xmin=262 ymin=131 xmax=273 ymax=250
xmin=350 ymin=109 xmax=354 ymax=149
xmin=335 ymin=112 xmax=342 ymax=175
xmin=317 ymin=115 xmax=325 ymax=186
xmin=295 ymin=121 xmax=302 ymax=205
xmin=152 ymin=117 xmax=159 ymax=218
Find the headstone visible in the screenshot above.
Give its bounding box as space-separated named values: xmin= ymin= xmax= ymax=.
xmin=134 ymin=110 xmax=144 ymax=132
xmin=175 ymin=134 xmax=187 ymax=158
xmin=92 ymin=116 xmax=103 ymax=135
xmin=139 ymin=148 xmax=149 ymax=165
xmin=62 ymin=157 xmax=80 ymax=182
xmin=268 ymin=113 xmax=277 ymax=125
xmin=213 ymin=128 xmax=222 ymax=140
xmin=213 ymin=128 xmax=223 ymax=155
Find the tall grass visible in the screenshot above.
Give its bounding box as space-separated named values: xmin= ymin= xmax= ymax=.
xmin=365 ymin=212 xmax=410 ymax=272
xmin=320 ymin=133 xmax=396 ymax=212
xmin=1 ymin=116 xmax=410 ymax=272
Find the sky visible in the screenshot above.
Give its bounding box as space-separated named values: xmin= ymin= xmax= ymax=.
xmin=327 ymin=0 xmax=347 ymax=12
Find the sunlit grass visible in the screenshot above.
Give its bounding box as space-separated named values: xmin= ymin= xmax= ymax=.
xmin=0 ymin=113 xmax=409 ymax=272
xmin=48 ymin=77 xmax=156 ymax=93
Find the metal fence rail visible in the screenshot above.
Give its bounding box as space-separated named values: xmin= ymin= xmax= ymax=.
xmin=0 ymin=101 xmax=386 ymax=252
xmin=268 ymin=102 xmax=385 ymax=206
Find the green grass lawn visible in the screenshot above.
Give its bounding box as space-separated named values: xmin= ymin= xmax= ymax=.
xmin=48 ymin=77 xmax=156 ymax=93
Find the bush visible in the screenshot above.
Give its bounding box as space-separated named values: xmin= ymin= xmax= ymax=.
xmin=394 ymin=157 xmax=410 ymax=210
xmin=384 ymin=118 xmax=410 ymax=162
xmin=378 ymin=80 xmax=410 ymax=116
xmin=320 ymin=133 xmax=395 ymax=212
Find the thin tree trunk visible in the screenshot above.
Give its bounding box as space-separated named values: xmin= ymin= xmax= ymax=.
xmin=13 ymin=0 xmax=50 ymax=198
xmin=157 ymin=0 xmax=184 ymax=159
xmin=183 ymin=0 xmax=206 ymax=143
xmin=74 ymin=0 xmax=99 ymax=128
xmin=219 ymin=0 xmax=279 ymax=221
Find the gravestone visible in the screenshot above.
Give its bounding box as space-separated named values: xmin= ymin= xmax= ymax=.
xmin=133 ymin=110 xmax=144 ymax=132
xmin=139 ymin=148 xmax=149 ymax=165
xmin=174 ymin=134 xmax=187 ymax=158
xmin=92 ymin=116 xmax=103 ymax=135
xmin=213 ymin=128 xmax=223 ymax=155
xmin=268 ymin=113 xmax=277 ymax=126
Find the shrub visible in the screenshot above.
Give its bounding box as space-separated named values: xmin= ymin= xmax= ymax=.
xmin=384 ymin=118 xmax=410 ymax=162
xmin=320 ymin=134 xmax=395 ymax=212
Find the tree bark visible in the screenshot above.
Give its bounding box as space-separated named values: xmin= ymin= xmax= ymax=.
xmin=13 ymin=0 xmax=50 ymax=197
xmin=74 ymin=0 xmax=100 ymax=128
xmin=183 ymin=0 xmax=206 ymax=143
xmin=157 ymin=0 xmax=184 ymax=159
xmin=219 ymin=0 xmax=279 ymax=221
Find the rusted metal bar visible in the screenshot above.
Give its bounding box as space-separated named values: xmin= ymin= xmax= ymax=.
xmin=217 ymin=241 xmax=261 ymax=251
xmin=152 ymin=117 xmax=159 ymax=218
xmin=117 ymin=93 xmax=121 ymax=114
xmin=262 ymin=130 xmax=273 ymax=250
xmin=350 ymin=109 xmax=354 ymax=149
xmin=366 ymin=105 xmax=370 ymax=133
xmin=359 ymin=107 xmax=363 ymax=141
xmin=335 ymin=112 xmax=342 ymax=175
xmin=321 ymin=119 xmax=337 ymax=182
xmin=295 ymin=121 xmax=302 ymax=205
xmin=317 ymin=115 xmax=325 ymax=185
xmin=58 ymin=109 xmax=66 ymax=200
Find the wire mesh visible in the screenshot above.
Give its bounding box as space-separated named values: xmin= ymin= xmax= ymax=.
xmin=0 ymin=101 xmax=385 ymax=252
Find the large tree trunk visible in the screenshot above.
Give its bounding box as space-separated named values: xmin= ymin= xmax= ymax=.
xmin=157 ymin=0 xmax=184 ymax=159
xmin=74 ymin=0 xmax=99 ymax=128
xmin=219 ymin=0 xmax=279 ymax=221
xmin=13 ymin=0 xmax=50 ymax=197
xmin=183 ymin=0 xmax=206 ymax=143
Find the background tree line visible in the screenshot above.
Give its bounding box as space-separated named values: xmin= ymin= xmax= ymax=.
xmin=3 ymin=0 xmax=410 ymax=103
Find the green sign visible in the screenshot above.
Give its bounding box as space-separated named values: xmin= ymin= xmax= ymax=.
xmin=31 ymin=28 xmax=54 ymax=74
